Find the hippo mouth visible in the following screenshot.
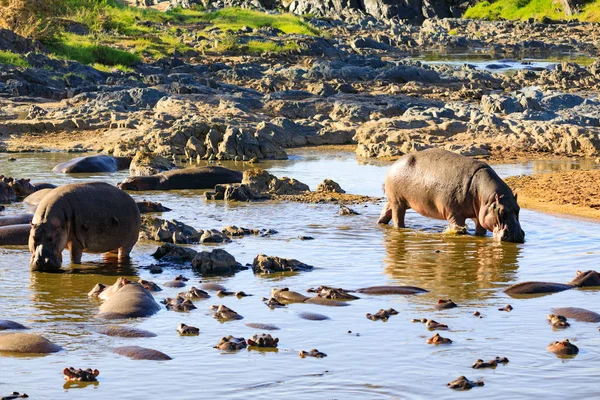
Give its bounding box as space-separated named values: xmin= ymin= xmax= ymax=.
xmin=30 ymin=245 xmax=62 ymax=272
xmin=493 ymin=223 xmax=525 ymax=243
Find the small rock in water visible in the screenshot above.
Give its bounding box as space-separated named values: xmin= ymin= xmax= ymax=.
xmin=299 ymin=349 xmax=327 ymax=358
xmin=316 ymin=179 xmax=345 ymax=194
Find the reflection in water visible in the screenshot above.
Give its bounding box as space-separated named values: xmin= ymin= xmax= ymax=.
xmin=531 ymin=158 xmax=600 ymax=174
xmin=382 ymin=228 xmax=521 ymax=301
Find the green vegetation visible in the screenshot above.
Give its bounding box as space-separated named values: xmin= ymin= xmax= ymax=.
xmin=463 ymin=0 xmax=566 ymax=20
xmin=189 ymin=8 xmax=320 ymax=35
xmin=0 ymin=0 xmax=319 ymax=70
xmin=0 ymin=50 xmax=29 ymax=67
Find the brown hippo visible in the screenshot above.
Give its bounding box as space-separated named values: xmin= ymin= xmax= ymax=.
xmin=0 ymin=224 xmax=31 ymax=246
xmin=63 ymin=367 xmax=99 ymax=382
xmin=29 ymin=182 xmax=141 ymax=272
xmin=53 ymin=155 xmax=131 ymax=173
xmin=9 ymin=178 xmax=56 ymax=198
xmin=548 ymin=339 xmax=579 ymax=356
xmin=117 ymin=166 xmax=242 ymax=191
xmin=379 ymin=149 xmax=525 ymax=243
xmin=113 ymin=346 xmax=171 ymax=360
xmin=23 ymin=188 xmax=54 ymax=207
xmin=447 ymin=376 xmax=484 ymax=390
xmin=0 ymin=333 xmax=62 ymax=354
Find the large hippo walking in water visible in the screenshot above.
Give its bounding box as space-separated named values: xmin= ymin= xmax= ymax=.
xmin=29 ymin=182 xmax=141 ymax=272
xmin=118 ymin=166 xmax=242 ymax=191
xmin=53 ymin=155 xmax=131 ymax=173
xmin=378 ymin=149 xmax=524 ymax=243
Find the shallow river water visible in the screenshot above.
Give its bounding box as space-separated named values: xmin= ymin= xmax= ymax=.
xmin=0 ymin=150 xmax=599 ymax=399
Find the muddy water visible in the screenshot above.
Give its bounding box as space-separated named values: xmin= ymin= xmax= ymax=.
xmin=0 ymin=150 xmax=599 ymax=399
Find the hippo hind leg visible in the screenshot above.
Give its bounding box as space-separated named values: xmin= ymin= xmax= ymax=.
xmin=377 ymin=202 xmax=392 ymax=225
xmin=69 ymin=242 xmax=83 ymax=264
xmin=390 ymin=202 xmax=406 ymax=228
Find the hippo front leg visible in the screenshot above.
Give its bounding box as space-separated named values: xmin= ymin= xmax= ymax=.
xmin=446 ymin=215 xmax=467 ymax=234
xmin=474 ymin=219 xmax=487 ymax=236
xmin=117 ymin=246 xmax=133 ymax=263
xmin=391 ymin=204 xmax=406 ymax=228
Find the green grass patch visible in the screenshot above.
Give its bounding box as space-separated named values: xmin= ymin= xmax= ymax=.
xmin=0 ymin=50 xmax=29 ymax=68
xmin=244 ymin=40 xmax=299 ymax=53
xmin=463 ymin=0 xmax=568 ymax=20
xmin=190 ymin=8 xmax=319 ymax=35
xmin=46 ymin=33 xmax=140 ymax=66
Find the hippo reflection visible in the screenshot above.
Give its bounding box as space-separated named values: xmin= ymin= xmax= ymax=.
xmin=383 ymin=228 xmax=520 ymax=301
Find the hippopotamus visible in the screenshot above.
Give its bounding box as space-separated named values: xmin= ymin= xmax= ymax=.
xmin=214 ymin=336 xmax=247 ymax=351
xmin=299 ymin=349 xmax=327 ymax=358
xmin=88 ymin=277 xmax=131 ymax=300
xmin=378 ymin=149 xmax=525 ymax=243
xmin=472 ymin=357 xmax=509 ymax=369
xmin=177 ymin=323 xmax=199 ymax=336
xmin=247 ymin=334 xmax=279 ymax=348
xmin=366 ymin=308 xmax=398 ymax=321
xmin=23 ymin=188 xmax=54 ymax=207
xmin=63 ymin=367 xmax=99 ymax=382
xmin=245 ymin=323 xmax=280 ymax=331
xmin=504 ymin=270 xmax=600 ymax=297
xmin=9 ymin=178 xmax=56 ymax=198
xmin=0 ymin=320 xmax=28 ymax=330
xmin=355 ymin=285 xmax=428 ymax=295
xmin=551 ymin=307 xmax=600 ymax=322
xmin=0 ymin=224 xmax=31 ymax=246
xmin=53 ymin=155 xmax=131 ymax=173
xmin=211 ymin=305 xmax=243 ymax=321
xmin=96 ymin=326 xmax=157 ymax=338
xmin=98 ymin=282 xmax=161 ymax=319
xmin=548 ymin=339 xmax=579 ymax=356
xmin=117 ymin=166 xmax=243 ymax=191
xmin=0 ymin=333 xmax=62 ymax=354
xmin=447 ymin=376 xmax=484 ymax=390
xmin=29 ymin=182 xmax=141 ymax=272
xmin=427 ymin=333 xmax=453 ymax=344
xmin=113 ymin=345 xmax=171 ymax=360
xmin=0 ymin=214 xmax=33 ymax=227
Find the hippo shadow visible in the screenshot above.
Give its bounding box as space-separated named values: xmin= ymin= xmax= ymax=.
xmin=383 ymin=228 xmax=521 ymax=302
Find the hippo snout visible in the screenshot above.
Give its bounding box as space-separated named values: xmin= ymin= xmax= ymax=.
xmin=493 ymin=224 xmax=525 ymax=243
xmin=30 ymin=245 xmax=61 ymax=272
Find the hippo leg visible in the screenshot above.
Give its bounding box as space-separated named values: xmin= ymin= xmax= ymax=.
xmin=447 ymin=215 xmax=467 ymax=234
xmin=474 ymin=219 xmax=487 ymax=236
xmin=117 ymin=246 xmax=133 ymax=262
xmin=391 ymin=204 xmax=406 ymax=228
xmin=69 ymin=242 xmax=83 ymax=264
xmin=377 ymin=202 xmax=392 ymax=224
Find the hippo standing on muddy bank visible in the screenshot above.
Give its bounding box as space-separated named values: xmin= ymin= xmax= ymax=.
xmin=53 ymin=155 xmax=131 ymax=173
xmin=29 ymin=182 xmax=141 ymax=272
xmin=378 ymin=149 xmax=525 ymax=243
xmin=118 ymin=166 xmax=242 ymax=191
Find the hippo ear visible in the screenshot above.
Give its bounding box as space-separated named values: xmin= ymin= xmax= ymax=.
xmin=93 ymin=369 xmax=100 ymax=376
xmin=514 ymin=193 xmax=518 ymax=202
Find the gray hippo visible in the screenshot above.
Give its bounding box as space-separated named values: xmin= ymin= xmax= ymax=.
xmin=0 ymin=214 xmax=33 ymax=227
xmin=9 ymin=178 xmax=56 ymax=198
xmin=23 ymin=188 xmax=54 ymax=207
xmin=29 ymin=182 xmax=141 ymax=272
xmin=53 ymin=155 xmax=131 ymax=173
xmin=0 ymin=224 xmax=31 ymax=246
xmin=118 ymin=166 xmax=242 ymax=191
xmin=98 ymin=282 xmax=161 ymax=319
xmin=378 ymin=149 xmax=525 ymax=243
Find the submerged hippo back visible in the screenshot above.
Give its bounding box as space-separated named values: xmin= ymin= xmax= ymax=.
xmin=53 ymin=155 xmax=129 ymax=173
xmin=99 ymin=283 xmax=161 ymax=318
xmin=157 ymin=166 xmax=243 ymax=189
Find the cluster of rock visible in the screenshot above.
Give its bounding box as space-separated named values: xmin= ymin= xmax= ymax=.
xmin=140 ymin=215 xmax=276 ymax=244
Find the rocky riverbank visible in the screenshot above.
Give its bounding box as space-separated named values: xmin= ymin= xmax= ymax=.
xmin=1 ymin=6 xmax=600 ymax=164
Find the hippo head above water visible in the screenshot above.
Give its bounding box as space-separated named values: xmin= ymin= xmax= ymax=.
xmin=29 ymin=219 xmax=67 ymax=272
xmin=118 ymin=177 xmax=157 ymax=191
xmin=479 ymin=194 xmax=524 ymax=243
xmin=9 ymin=178 xmax=36 ymax=197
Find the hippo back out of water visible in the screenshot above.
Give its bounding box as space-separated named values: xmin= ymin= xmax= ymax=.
xmin=29 ymin=182 xmax=141 ymax=272
xmin=53 ymin=155 xmax=131 ymax=173
xmin=118 ymin=166 xmax=242 ymax=191
xmin=378 ymin=149 xmax=524 ymax=243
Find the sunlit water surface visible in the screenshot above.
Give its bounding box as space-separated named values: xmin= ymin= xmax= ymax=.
xmin=0 ymin=150 xmax=599 ymax=399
